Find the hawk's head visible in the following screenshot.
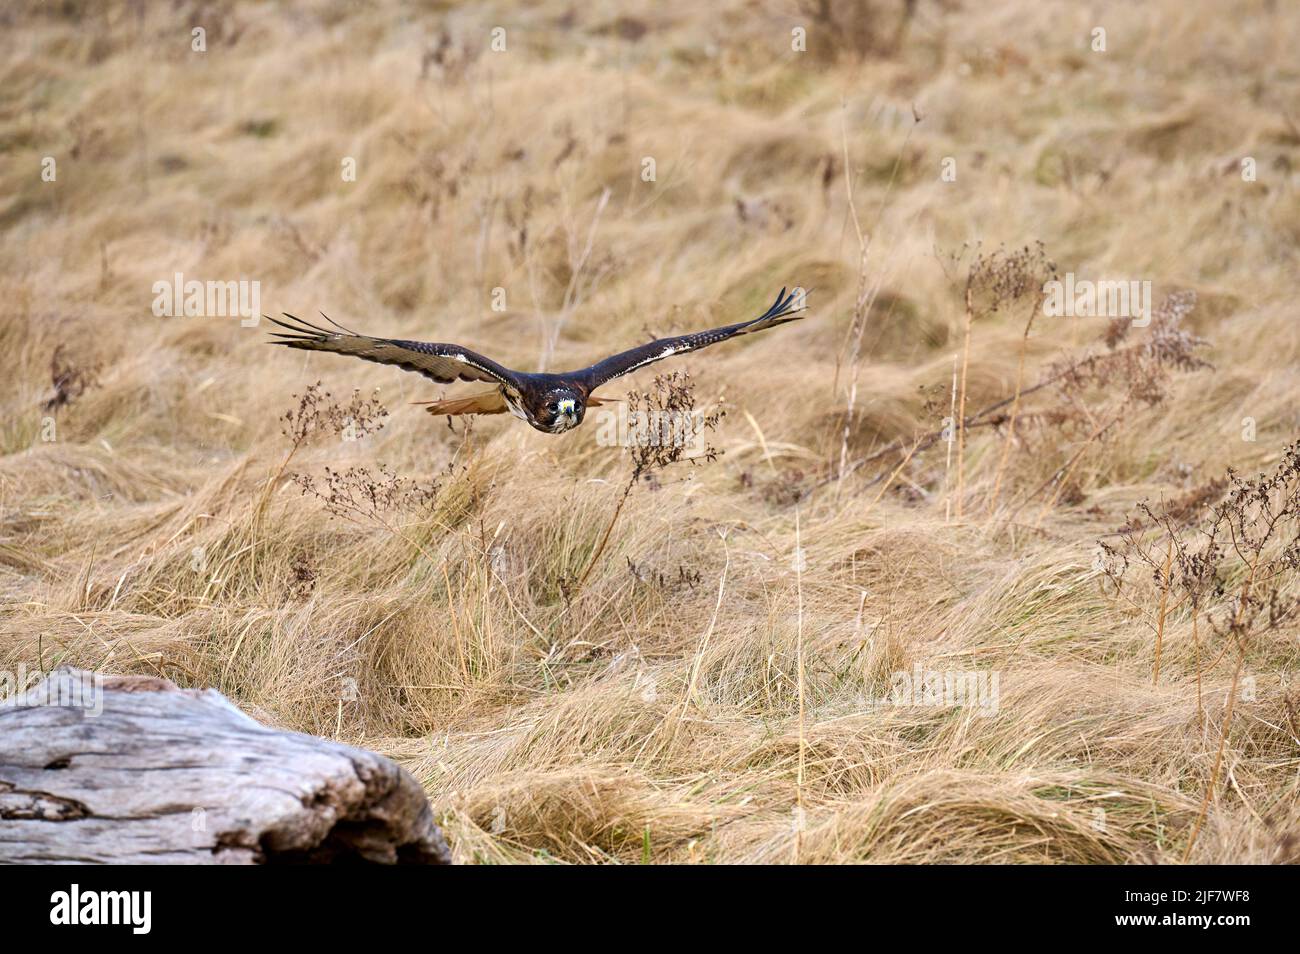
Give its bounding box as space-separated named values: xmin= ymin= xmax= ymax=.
xmin=517 ymin=386 xmax=584 ymax=433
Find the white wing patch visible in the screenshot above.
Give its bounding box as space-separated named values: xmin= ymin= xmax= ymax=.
xmin=621 ymin=344 xmax=681 ymax=376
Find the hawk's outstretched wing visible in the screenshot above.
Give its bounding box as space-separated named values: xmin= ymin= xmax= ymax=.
xmin=266 ymin=314 xmax=519 ymax=387
xmin=576 ymin=287 xmax=805 ymax=391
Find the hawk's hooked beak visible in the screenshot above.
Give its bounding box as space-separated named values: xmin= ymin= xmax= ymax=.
xmin=557 ymin=398 xmax=576 ymax=416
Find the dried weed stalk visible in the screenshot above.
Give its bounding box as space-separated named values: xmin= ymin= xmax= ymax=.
xmin=254 ymin=382 xmax=390 ymax=532
xmin=279 ymin=381 xmax=388 ymax=453
xmin=835 ymin=287 xmax=1210 ymax=523
xmin=1100 ymin=440 xmax=1300 ymax=859
xmin=267 ymin=382 xmax=438 ymax=577
xmin=955 ymin=243 xmax=1058 ymax=517
xmin=292 ymin=464 xmax=439 ymax=525
xmin=571 ymin=371 xmax=723 ymax=593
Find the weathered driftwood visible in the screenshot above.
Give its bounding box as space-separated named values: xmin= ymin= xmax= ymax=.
xmin=0 ymin=668 xmax=451 ymax=864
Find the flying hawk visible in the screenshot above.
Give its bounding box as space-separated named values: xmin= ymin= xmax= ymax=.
xmin=267 ymin=288 xmax=805 ymax=434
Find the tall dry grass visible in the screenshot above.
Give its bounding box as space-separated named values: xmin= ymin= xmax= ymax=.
xmin=2 ymin=0 xmax=1298 ymax=863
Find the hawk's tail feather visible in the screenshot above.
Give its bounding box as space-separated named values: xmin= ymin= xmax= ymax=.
xmin=413 ymin=391 xmax=616 ymax=417
xmin=415 ymin=390 xmax=508 ymax=416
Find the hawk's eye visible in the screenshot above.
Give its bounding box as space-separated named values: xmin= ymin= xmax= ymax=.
xmin=546 ymin=402 xmax=558 ymax=413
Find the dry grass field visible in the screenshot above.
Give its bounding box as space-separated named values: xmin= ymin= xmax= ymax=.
xmin=2 ymin=0 xmax=1299 ymax=864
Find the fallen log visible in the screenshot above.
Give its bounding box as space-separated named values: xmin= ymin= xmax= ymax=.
xmin=0 ymin=668 xmax=451 ymax=864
